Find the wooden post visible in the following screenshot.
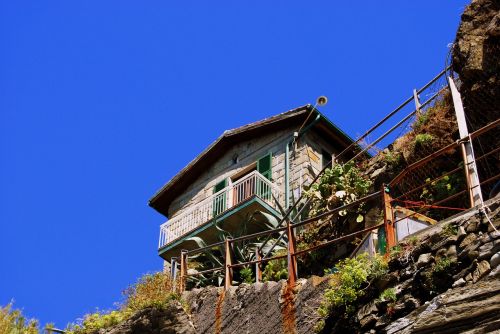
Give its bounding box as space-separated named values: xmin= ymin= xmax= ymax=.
xmin=179 ymin=250 xmax=188 ymax=293
xmin=383 ymin=185 xmax=396 ymax=253
xmin=255 ymin=246 xmax=262 ymax=283
xmin=224 ymin=238 xmax=233 ymax=290
xmin=448 ymin=76 xmax=483 ymax=207
xmin=287 ymin=220 xmax=298 ymax=286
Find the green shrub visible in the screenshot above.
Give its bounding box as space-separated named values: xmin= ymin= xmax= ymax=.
xmin=379 ymin=288 xmax=397 ymax=302
xmin=318 ymin=254 xmax=388 ymax=318
xmin=433 ymin=257 xmax=453 ymax=274
xmin=414 ymin=133 xmax=434 ymax=146
xmin=239 ymin=267 xmax=254 ymax=284
xmin=0 ymin=303 xmax=39 ymax=334
xmin=262 ymin=250 xmax=288 ymax=282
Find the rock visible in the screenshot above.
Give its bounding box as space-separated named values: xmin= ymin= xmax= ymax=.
xmin=446 ymin=245 xmax=457 ymax=259
xmin=357 ymin=301 xmax=378 ymax=320
xmin=490 ymin=252 xmax=500 ymax=268
xmin=359 ymin=314 xmax=377 ymax=329
xmin=466 ymin=221 xmax=479 ymax=233
xmin=435 ymin=248 xmax=447 ymax=260
xmin=478 ymin=240 xmax=500 ymax=260
xmin=417 ymin=253 xmax=433 ymax=268
xmin=395 ymin=278 xmax=500 ymax=334
xmin=457 ymin=226 xmax=467 ymax=240
xmin=472 ymin=260 xmax=491 ymax=283
xmin=452 ymin=278 xmax=466 ymax=288
xmin=402 ymin=295 xmax=419 ymax=311
xmin=459 ymin=233 xmax=478 ymax=249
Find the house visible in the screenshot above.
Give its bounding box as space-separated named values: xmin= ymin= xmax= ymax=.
xmin=149 ymin=104 xmax=357 ymax=263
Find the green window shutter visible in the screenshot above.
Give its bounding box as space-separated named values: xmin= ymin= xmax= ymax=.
xmin=213 ymin=179 xmax=227 ymax=216
xmin=257 ymin=153 xmax=272 ymax=180
xmin=213 ymin=179 xmax=227 ymax=194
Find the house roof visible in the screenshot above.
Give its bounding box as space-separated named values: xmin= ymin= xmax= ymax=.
xmin=148 ymin=104 xmax=357 ymax=217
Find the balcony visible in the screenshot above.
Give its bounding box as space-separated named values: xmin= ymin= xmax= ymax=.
xmin=158 ymin=171 xmax=283 ymax=253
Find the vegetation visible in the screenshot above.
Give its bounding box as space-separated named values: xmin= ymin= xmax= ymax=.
xmin=67 ymin=271 xmax=182 ymax=334
xmin=316 ymin=254 xmax=388 ymax=331
xmin=414 ymin=133 xmax=434 ymax=146
xmin=0 ymin=303 xmax=39 ymax=334
xmin=305 ymin=162 xmax=372 ymax=220
xmin=262 ymin=249 xmax=288 ymax=282
xmin=379 ymin=288 xmax=397 ymax=303
xmin=185 ymin=210 xmax=287 ymax=287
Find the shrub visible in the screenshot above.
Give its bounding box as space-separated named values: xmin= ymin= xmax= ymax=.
xmin=239 ymin=267 xmax=254 ymax=284
xmin=68 ymin=272 xmax=182 ymax=334
xmin=263 ymin=250 xmax=288 ymax=282
xmin=414 ymin=133 xmax=434 ymax=146
xmin=0 ymin=303 xmax=39 ymax=334
xmin=318 ymin=254 xmax=388 ymax=318
xmin=379 ymin=288 xmax=397 ymax=302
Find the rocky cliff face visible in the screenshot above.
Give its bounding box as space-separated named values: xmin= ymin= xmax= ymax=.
xmin=95 ymin=197 xmax=500 ymax=334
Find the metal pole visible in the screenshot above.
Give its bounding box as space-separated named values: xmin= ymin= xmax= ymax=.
xmin=448 ymin=76 xmax=483 ymax=207
xmin=286 ymin=220 xmax=298 ymax=286
xmin=255 ymin=246 xmax=262 ymax=283
xmin=179 ymin=250 xmax=188 ymax=293
xmin=224 ymin=239 xmax=233 ymax=290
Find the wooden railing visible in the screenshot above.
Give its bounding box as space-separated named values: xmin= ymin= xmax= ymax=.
xmin=159 ymin=171 xmax=283 ymax=248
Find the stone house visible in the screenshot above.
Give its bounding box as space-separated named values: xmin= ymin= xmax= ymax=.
xmin=149 ymin=105 xmax=357 ymax=263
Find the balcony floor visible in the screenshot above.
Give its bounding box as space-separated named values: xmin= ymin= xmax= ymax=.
xmin=158 ymin=195 xmax=282 ymax=260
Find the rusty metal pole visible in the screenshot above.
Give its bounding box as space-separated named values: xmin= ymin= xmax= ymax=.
xmin=255 ymin=246 xmax=262 ymax=283
xmin=179 ymin=250 xmax=188 ymax=293
xmin=224 ymin=238 xmax=233 ymax=290
xmin=383 ymin=185 xmax=396 ymax=253
xmin=287 ymin=220 xmax=298 ymax=286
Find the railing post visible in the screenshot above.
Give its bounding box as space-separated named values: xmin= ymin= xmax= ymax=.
xmin=255 ymin=247 xmax=262 ymax=283
xmin=287 ymin=220 xmax=298 ymax=286
xmin=413 ymin=88 xmax=421 ymax=116
xmin=448 ymin=76 xmax=483 ymax=207
xmin=224 ymin=238 xmax=233 ymax=290
xmin=179 ymin=250 xmax=188 ymax=293
xmin=382 ymin=185 xmax=396 ymax=253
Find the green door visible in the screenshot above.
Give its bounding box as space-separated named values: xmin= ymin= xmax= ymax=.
xmin=377 ymin=226 xmax=387 ymax=255
xmin=213 ymin=179 xmax=227 ymax=216
xmin=257 ymin=153 xmax=272 ymax=199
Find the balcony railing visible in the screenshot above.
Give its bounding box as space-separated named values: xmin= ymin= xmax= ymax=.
xmin=159 ymin=171 xmax=283 ymax=249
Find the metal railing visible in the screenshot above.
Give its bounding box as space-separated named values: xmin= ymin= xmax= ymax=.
xmin=159 ymin=171 xmax=283 ymax=248
xmin=169 ymin=67 xmax=499 ymax=292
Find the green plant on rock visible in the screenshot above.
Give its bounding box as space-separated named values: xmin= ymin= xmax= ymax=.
xmin=379 ymin=288 xmax=397 ymax=303
xmin=414 ymin=133 xmax=434 ymax=146
xmin=441 ymin=223 xmax=458 ymax=237
xmin=317 ymin=254 xmax=388 ymax=319
xmin=432 ymin=257 xmax=454 ymax=275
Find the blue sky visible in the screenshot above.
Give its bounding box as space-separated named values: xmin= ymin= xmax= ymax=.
xmin=0 ymin=1 xmax=469 ymax=328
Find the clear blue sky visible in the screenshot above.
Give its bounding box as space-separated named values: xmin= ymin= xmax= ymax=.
xmin=1 ymin=1 xmax=469 ymax=329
